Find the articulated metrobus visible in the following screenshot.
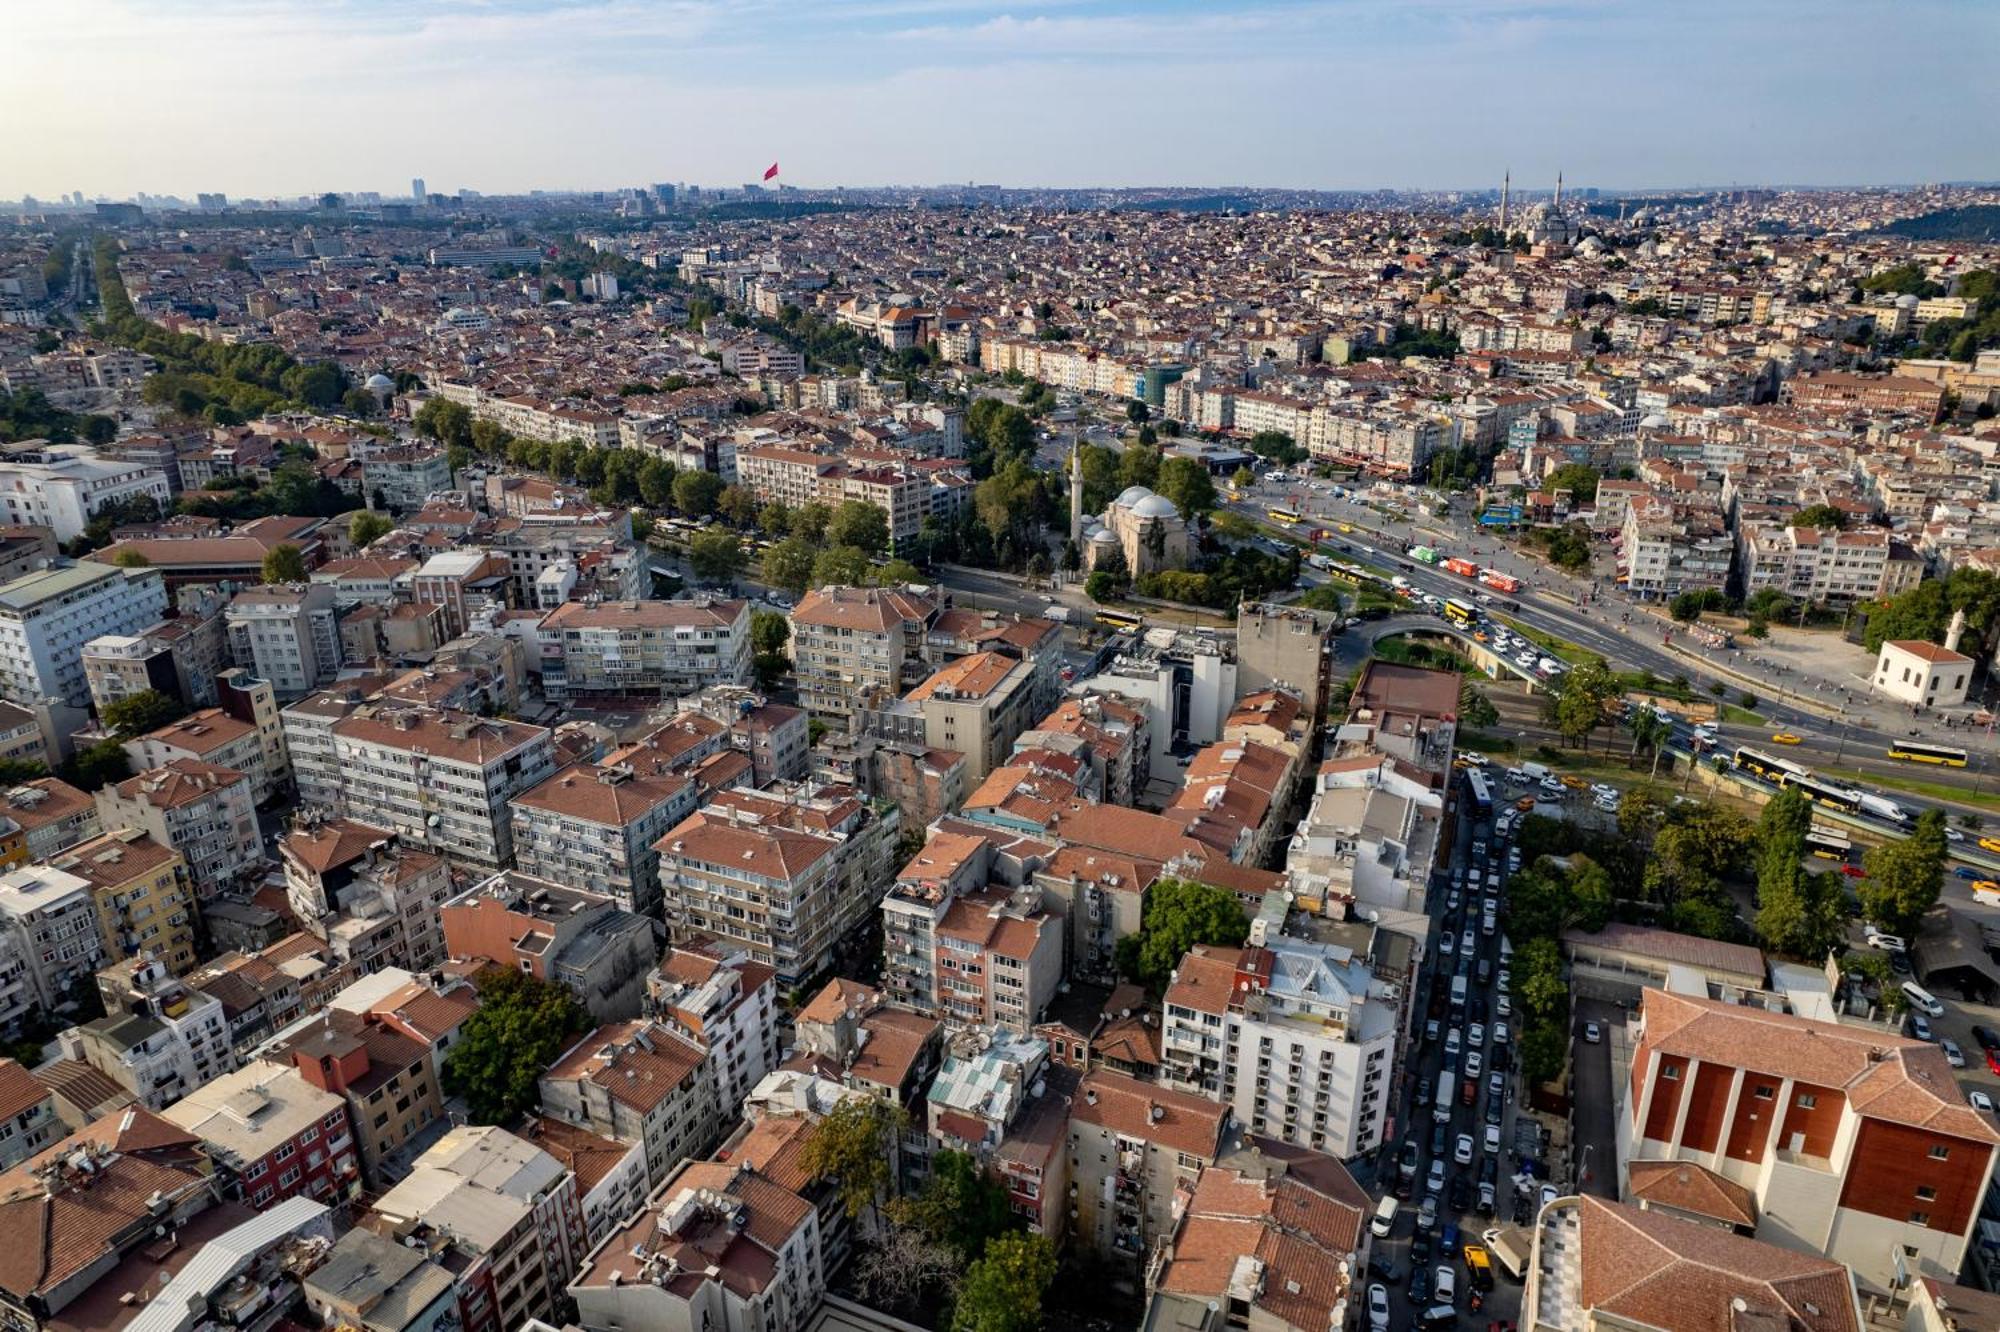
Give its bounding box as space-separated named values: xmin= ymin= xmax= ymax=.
xmin=1267 ymin=507 xmax=1303 ymax=526
xmin=1886 ymin=741 xmax=1970 ymax=768
xmin=1784 ymin=773 xmax=1864 ymax=815
xmin=1804 ymin=828 xmax=1854 ymax=862
xmin=1442 ymin=598 xmax=1478 ymax=628
xmin=1732 ymin=746 xmax=1811 ymax=785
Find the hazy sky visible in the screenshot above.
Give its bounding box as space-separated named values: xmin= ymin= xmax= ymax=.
xmin=6 ymin=0 xmax=1996 ymax=200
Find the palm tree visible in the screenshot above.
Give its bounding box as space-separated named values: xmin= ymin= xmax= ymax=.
xmin=1629 ymin=711 xmax=1674 ymax=779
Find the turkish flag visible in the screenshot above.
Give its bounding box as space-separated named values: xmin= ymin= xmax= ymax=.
xmin=763 ymin=163 xmax=779 ymax=181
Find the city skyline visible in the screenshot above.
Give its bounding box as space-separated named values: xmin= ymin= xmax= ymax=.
xmin=7 ymin=0 xmax=1996 ymax=200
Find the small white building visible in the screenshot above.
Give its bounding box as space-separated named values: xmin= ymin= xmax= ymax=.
xmin=1874 ymin=638 xmax=1974 ymax=709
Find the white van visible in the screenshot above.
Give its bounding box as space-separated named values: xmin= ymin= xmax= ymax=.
xmin=1434 ymin=1073 xmax=1454 ymax=1123
xmin=1520 ymin=761 xmax=1551 ymax=782
xmin=1371 ymin=1194 xmax=1400 ymax=1238
xmin=1902 ymin=982 xmax=1946 ymax=1017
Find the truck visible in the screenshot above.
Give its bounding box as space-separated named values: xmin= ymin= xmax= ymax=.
xmin=1410 ymin=545 xmax=1441 ymax=565
xmin=1041 ymin=605 xmax=1073 ymax=624
xmin=1857 ymin=792 xmax=1911 ymax=825
xmin=1442 ymin=557 xmax=1480 ymax=578
xmin=1481 ymin=1226 xmax=1530 ymax=1282
xmin=1479 ymin=569 xmax=1522 ymax=594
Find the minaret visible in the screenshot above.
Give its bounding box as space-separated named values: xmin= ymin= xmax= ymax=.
xmin=1068 ymin=426 xmax=1084 ymax=545
xmin=1498 ymin=170 xmax=1510 ymax=234
xmin=1553 ymin=171 xmax=1563 ymax=216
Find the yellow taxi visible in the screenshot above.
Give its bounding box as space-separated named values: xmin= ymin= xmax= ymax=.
xmin=1981 ymin=838 xmax=2000 ymax=856
xmin=1770 ymin=733 xmax=1803 ymax=745
xmin=1560 ymin=774 xmax=1589 ymax=790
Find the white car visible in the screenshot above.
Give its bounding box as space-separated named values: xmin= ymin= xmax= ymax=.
xmin=1504 ymin=767 xmax=1527 ymax=785
xmin=1445 ymin=1027 xmax=1463 ymax=1058
xmin=1468 ymin=1023 xmax=1486 ymax=1048
xmin=1427 ymin=1159 xmax=1446 ymax=1196
xmin=1368 ymin=1282 xmax=1391 ymax=1331
xmin=1440 ymin=931 xmax=1457 ymax=957
xmin=1865 ymin=924 xmax=1908 ymax=953
xmin=1947 ymin=827 xmax=1966 ymax=843
xmin=1493 ymin=1021 xmax=1511 ymax=1046
xmin=1461 ymin=751 xmax=1488 ymax=768
xmin=1434 ymin=1264 xmax=1458 ymax=1308
xmin=1454 ymin=1132 xmax=1475 ymax=1165
xmin=1466 ymin=1049 xmax=1485 ymax=1079
xmin=1540 ymin=775 xmax=1566 ymax=794
xmin=1972 ymin=1089 xmax=1997 ymax=1115
xmin=1484 ymin=1123 xmax=1502 ymax=1154
xmin=1583 ymin=1021 xmax=1603 ymax=1044
xmin=1497 ymin=992 xmax=1513 ymax=1019
xmin=1590 ymin=783 xmax=1619 ymax=799
xmin=1943 ymin=1039 xmax=1967 ymax=1068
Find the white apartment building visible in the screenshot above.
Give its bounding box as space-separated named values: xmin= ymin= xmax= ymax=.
xmin=0 ymin=445 xmax=171 ymax=541
xmin=0 ymin=864 xmax=107 ymax=1029
xmin=67 ymin=953 xmax=236 ymax=1110
xmin=0 ymin=562 xmax=168 ymax=707
xmin=1738 ymin=522 xmax=1900 ymax=604
xmin=646 ymin=945 xmax=783 ymax=1115
xmin=94 ymin=760 xmax=263 ymax=899
xmin=312 ymin=705 xmax=558 ymax=870
xmin=537 ymin=598 xmax=751 ymax=703
xmin=509 ymin=762 xmax=699 ymax=918
xmin=225 ymin=584 xmax=343 ymax=700
xmin=1161 ymin=935 xmax=1398 ymax=1160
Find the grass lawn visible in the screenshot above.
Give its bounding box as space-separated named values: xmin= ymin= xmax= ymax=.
xmin=1720 ymin=704 xmax=1766 ymax=726
xmin=1492 ymin=614 xmax=1596 ymax=666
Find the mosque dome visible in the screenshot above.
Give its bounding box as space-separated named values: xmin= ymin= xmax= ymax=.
xmin=1132 ymin=494 xmax=1180 ymax=520
xmin=1116 ymin=485 xmax=1155 ymax=508
xmin=364 ymin=373 xmax=395 ymax=392
xmin=1895 ymin=293 xmax=1921 ymax=310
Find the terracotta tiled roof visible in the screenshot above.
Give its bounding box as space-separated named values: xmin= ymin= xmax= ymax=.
xmin=1625 ymin=1159 xmax=1758 ymax=1228
xmin=1071 ymin=1067 xmax=1225 ymax=1160
xmin=544 ymin=1021 xmax=704 ymax=1113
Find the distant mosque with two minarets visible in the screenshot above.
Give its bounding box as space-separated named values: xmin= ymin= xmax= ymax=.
xmin=1498 ymin=170 xmax=1578 ymax=250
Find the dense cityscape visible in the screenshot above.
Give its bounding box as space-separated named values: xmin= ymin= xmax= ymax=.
xmin=7 ymin=58 xmax=2000 ymax=1332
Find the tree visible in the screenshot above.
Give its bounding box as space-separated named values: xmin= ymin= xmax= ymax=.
xmin=1542 ymin=655 xmax=1617 ymax=750
xmin=1617 ymin=785 xmax=1669 ymax=848
xmin=1513 ymin=937 xmax=1568 ymax=1024
xmin=688 ymin=530 xmax=745 ymax=583
xmin=1155 ymin=456 xmax=1218 ymax=518
xmin=751 ymin=610 xmax=791 ymax=657
xmin=102 ymin=689 xmax=188 ymax=738
xmin=801 ymin=1096 xmax=905 ymax=1222
xmin=762 ymin=537 xmax=817 ymax=597
xmin=60 ymin=739 xmax=130 ymax=792
xmin=349 ymin=511 xmax=393 ymax=548
xmin=1626 ymin=710 xmax=1674 ymax=778
xmin=828 ymin=499 xmax=890 ymax=554
xmin=1546 ymin=463 xmax=1601 ymax=503
xmin=1231 ymin=466 xmax=1257 ymax=491
xmin=1459 ymin=683 xmax=1499 ymax=729
xmin=110 ymin=548 xmax=151 ymax=568
xmin=440 ymin=969 xmax=588 ymax=1124
xmin=1519 ymin=1022 xmax=1569 ymax=1087
xmin=903 ymin=1149 xmax=1018 ymax=1264
xmin=1116 ymin=443 xmax=1162 ymax=491
xmin=413 ymin=398 xmax=472 ymax=449
xmin=1753 ymin=788 xmax=1846 ymax=959
xmin=876 ymin=558 xmax=924 ymax=585
xmin=718 ymin=484 xmax=759 ymax=527
xmin=260 ymin=543 xmax=306 ymax=584
xmin=852 ymin=1211 xmax=960 ymax=1318
xmin=952 ymin=1233 xmax=1058 ymax=1332
xmin=812 ymin=545 xmax=872 ymax=588
xmin=672 ymin=469 xmax=724 ymax=518
xmin=1085 ymin=570 xmax=1121 ymax=603
xmin=639 ymin=457 xmax=679 ymax=508
xmin=1125 ymin=400 xmax=1150 ymax=424
xmin=790 ymin=501 xmax=833 ymax=543
xmin=1566 ymin=855 xmax=1615 ymax=932
xmin=1794 ymin=503 xmax=1848 ymax=530
xmin=1115 ymin=877 xmax=1250 ymax=992
xmin=1859 ymin=808 xmax=1948 ymax=935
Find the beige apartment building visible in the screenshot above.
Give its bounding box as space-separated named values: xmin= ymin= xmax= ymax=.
xmin=906 ymin=650 xmax=1043 ymax=782
xmin=50 ymin=828 xmax=198 ymax=974
xmin=93 ymin=759 xmax=262 ymax=899
xmin=788 ymin=584 xmax=945 ymax=727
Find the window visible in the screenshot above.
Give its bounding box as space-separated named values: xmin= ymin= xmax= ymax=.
xmin=1753 ymin=1085 xmax=1774 ymax=1101
xmin=1795 ymin=1093 xmax=1817 ymax=1110
xmin=1916 ymin=1186 xmax=1937 ymax=1201
xmin=1661 ymin=1065 xmax=1680 ymax=1081
xmin=1910 ymin=1211 xmax=1931 ymax=1227
xmin=1931 ymin=1145 xmax=1951 ymax=1161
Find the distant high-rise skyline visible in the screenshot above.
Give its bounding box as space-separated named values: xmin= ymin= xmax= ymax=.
xmin=411 ymin=177 xmax=425 ymax=201
xmin=7 ymin=0 xmax=1993 ymax=198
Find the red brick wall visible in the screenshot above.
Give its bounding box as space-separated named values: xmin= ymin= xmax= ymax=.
xmin=1680 ymin=1062 xmax=1736 ymax=1155
xmin=1641 ymin=1054 xmax=1688 ymax=1144
xmin=1777 ymin=1083 xmax=1844 ymax=1161
xmin=1722 ymin=1076 xmax=1782 ymax=1164
xmin=1838 ymin=1121 xmax=1992 ymax=1236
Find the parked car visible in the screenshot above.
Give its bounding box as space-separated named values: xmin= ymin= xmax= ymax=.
xmin=1971 ymin=1090 xmax=1997 ymax=1115
xmin=1407 ymin=1263 xmax=1431 ymax=1305
xmin=1368 ymin=1283 xmax=1391 ymax=1331
xmin=1455 ymin=1133 xmax=1475 ymax=1165
xmin=1583 ymin=1021 xmax=1602 ymax=1043
xmin=1943 ymin=1039 xmax=1967 ymax=1068
xmin=1910 ymin=1013 xmax=1936 ymax=1042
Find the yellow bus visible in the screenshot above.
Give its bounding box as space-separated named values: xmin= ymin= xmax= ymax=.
xmin=1095 ymin=610 xmax=1144 ymax=632
xmin=1267 ymin=507 xmax=1302 ymax=526
xmin=1886 ymin=741 xmax=1969 ymax=767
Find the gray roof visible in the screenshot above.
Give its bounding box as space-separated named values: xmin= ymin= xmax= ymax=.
xmin=126 ymin=1196 xmax=331 ymax=1332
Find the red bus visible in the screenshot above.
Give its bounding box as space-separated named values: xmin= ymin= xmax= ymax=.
xmin=1442 ymin=557 xmax=1479 ymax=577
xmin=1479 ymin=569 xmax=1521 ymax=594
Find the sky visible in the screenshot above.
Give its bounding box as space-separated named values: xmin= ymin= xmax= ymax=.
xmin=5 ymin=0 xmax=1996 ymax=200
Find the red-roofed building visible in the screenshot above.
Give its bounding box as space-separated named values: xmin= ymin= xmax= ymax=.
xmin=1622 ymin=987 xmax=2000 ymax=1289
xmin=1069 ymin=1067 xmax=1229 ymax=1261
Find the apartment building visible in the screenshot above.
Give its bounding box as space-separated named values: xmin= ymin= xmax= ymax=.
xmin=1236 ymin=601 xmax=1337 ymax=721
xmin=924 ymin=1028 xmax=1071 ymax=1235
xmin=0 ymin=562 xmax=168 ymax=707
xmin=0 ymin=861 xmax=105 ymax=1018
xmin=1786 ymin=371 xmax=1945 ymax=421
xmin=273 ymin=1005 xmax=448 ymax=1187
xmin=81 ymin=594 xmax=233 ymax=711
xmin=370 ymin=1125 xmax=588 ymax=1332
xmin=927 ymin=884 xmax=1064 ymax=1032
xmin=93 ymin=759 xmax=261 ymax=898
xmin=787 ymin=583 xmax=945 ymax=727
xmin=1068 ymin=1067 xmax=1229 ymax=1262
xmin=0 ymin=445 xmax=171 ymax=542
xmin=63 ymin=954 xmax=234 ymax=1109
xmin=1620 ymin=499 xmax=1734 ymax=599
xmin=1619 ymin=987 xmax=2000 ymax=1290
xmin=441 ymin=872 xmax=659 ymax=1023
xmin=310 ymin=705 xmax=558 ymax=871
xmin=509 ymin=762 xmax=699 ymax=917
xmin=281 ymin=817 xmax=455 ymax=973
xmin=0 ymin=1059 xmax=61 ymax=1169
xmin=904 ymin=650 xmax=1043 ymax=782
xmin=1738 ymin=522 xmax=1900 ymax=604
xmin=655 ymin=785 xmax=899 ymax=989
xmin=304 ymin=1227 xmax=460 ymax=1332
xmin=50 ymin=827 xmax=198 ymax=973
xmin=1161 ymin=936 xmax=1397 ymax=1159
xmin=645 ymin=944 xmax=782 ymax=1114
xmin=1 ymin=778 xmax=99 ymax=864
xmin=538 ymin=597 xmax=751 ymax=702
xmin=356 ymin=442 xmax=453 ymax=512
xmin=1142 ymin=1139 xmax=1374 ymax=1332
xmin=225 ymin=583 xmax=343 ymax=699
xmin=520 ymin=1114 xmax=652 ymax=1250
xmin=540 ymin=1018 xmax=718 ymax=1187
xmin=123 ymin=707 xmax=279 ymax=802
xmin=570 ymin=1157 xmax=826 ymax=1332
xmin=162 ymin=1057 xmax=357 ymax=1205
